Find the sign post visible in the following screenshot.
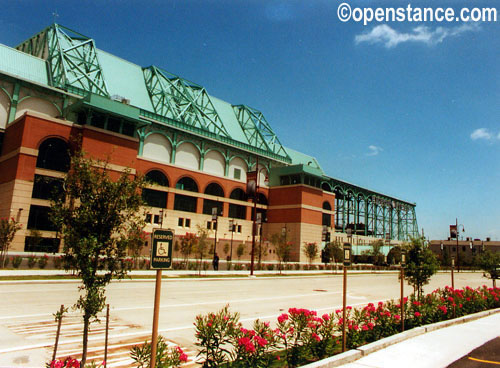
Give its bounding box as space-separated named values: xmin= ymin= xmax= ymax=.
xmin=400 ymin=250 xmax=407 ymax=332
xmin=342 ymin=243 xmax=351 ymax=352
xmin=150 ymin=229 xmax=174 ymax=368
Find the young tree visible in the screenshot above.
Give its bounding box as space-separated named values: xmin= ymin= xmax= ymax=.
xmin=126 ymin=222 xmax=147 ymax=269
xmin=370 ymin=239 xmax=385 ymax=265
xmin=270 ymin=233 xmax=292 ymax=274
xmin=256 ymin=239 xmax=269 ymax=269
xmin=324 ymin=241 xmax=343 ymax=266
xmin=193 ymin=226 xmax=210 ymax=275
xmin=478 ymin=250 xmax=500 ymax=288
xmin=303 ymin=242 xmax=319 ymax=266
xmin=0 ymin=217 xmax=22 ymax=268
xmin=180 ymin=232 xmax=197 ymax=267
xmin=236 ymin=243 xmax=246 ymax=260
xmin=404 ymin=237 xmax=439 ymax=299
xmin=50 ymin=150 xmax=146 ymax=366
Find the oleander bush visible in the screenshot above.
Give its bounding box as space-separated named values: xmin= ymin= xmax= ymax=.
xmin=193 ymin=286 xmax=500 ymax=367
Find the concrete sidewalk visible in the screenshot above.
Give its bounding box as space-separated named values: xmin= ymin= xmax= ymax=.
xmin=304 ymin=309 xmax=500 ymax=368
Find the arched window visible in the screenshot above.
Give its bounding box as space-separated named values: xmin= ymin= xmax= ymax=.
xmin=204 ymin=183 xmax=224 ymax=197
xmin=176 ymin=177 xmax=198 ymax=192
xmin=146 ymin=170 xmax=169 ymax=187
xmin=203 ymin=183 xmax=224 ymax=215
xmin=36 ymin=138 xmax=70 ymax=172
xmin=322 ymin=182 xmax=332 ymax=192
xmin=229 ymin=188 xmax=247 ymax=201
xmin=257 ymin=193 xmax=268 ymax=205
xmin=174 ymin=177 xmax=198 ymax=213
xmin=229 ymin=188 xmax=247 ymax=220
xmin=323 ymin=201 xmax=332 ymax=227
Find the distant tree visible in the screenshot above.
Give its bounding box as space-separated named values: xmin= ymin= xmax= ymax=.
xmin=387 ymin=245 xmax=402 ymax=265
xmin=404 ymin=237 xmax=439 ymax=299
xmin=180 ymin=233 xmax=197 ymax=266
xmin=50 ymin=150 xmax=146 ymax=366
xmin=478 ymin=250 xmax=500 ymax=288
xmin=126 ymin=223 xmax=147 ymax=268
xmin=257 ymin=239 xmax=269 ymax=268
xmin=0 ymin=217 xmax=22 ymax=268
xmin=271 ymin=233 xmax=292 ymax=274
xmin=223 ymin=243 xmax=230 ymax=257
xmin=193 ymin=226 xmax=210 ymax=275
xmin=236 ymin=243 xmax=246 ymax=260
xmin=370 ymin=240 xmax=385 ymax=265
xmin=324 ymin=241 xmax=343 ymax=265
xmin=303 ymin=242 xmax=319 ymax=266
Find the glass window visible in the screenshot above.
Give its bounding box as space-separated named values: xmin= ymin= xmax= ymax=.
xmin=27 ymin=205 xmax=57 ymax=231
xmin=32 ymin=175 xmax=64 ymax=200
xmin=36 ymin=138 xmax=70 ymax=172
xmin=229 ymin=204 xmax=246 ymax=220
xmin=178 ymin=218 xmax=184 ymax=227
xmin=203 ymin=199 xmax=223 ymax=216
xmin=142 ymin=188 xmax=167 ymax=208
xmin=145 ymin=214 xmax=152 ymax=223
xmin=146 ymin=170 xmax=169 ymax=187
xmin=174 ymin=194 xmax=197 ymax=213
xmin=107 ymin=116 xmax=121 ymax=133
xmin=234 ymin=168 xmax=241 ymax=180
xmin=122 ymin=121 xmax=136 ymax=137
xmin=176 ymin=177 xmax=198 ymax=192
xmin=185 ymin=219 xmax=191 ymax=227
xmin=24 ymin=237 xmax=60 ymax=253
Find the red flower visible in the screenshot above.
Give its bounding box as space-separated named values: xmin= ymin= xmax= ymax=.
xmin=414 ymin=312 xmax=421 ymax=317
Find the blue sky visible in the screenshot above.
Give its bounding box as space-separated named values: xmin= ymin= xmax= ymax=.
xmin=1 ymin=0 xmax=498 ymax=241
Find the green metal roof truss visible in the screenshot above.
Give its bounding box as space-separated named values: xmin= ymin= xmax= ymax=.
xmin=16 ymin=24 xmax=109 ymax=97
xmin=232 ymin=104 xmax=289 ymax=159
xmin=143 ymin=66 xmax=230 ymax=138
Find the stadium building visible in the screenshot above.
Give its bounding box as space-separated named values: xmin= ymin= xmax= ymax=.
xmin=0 ymin=24 xmax=419 ymax=262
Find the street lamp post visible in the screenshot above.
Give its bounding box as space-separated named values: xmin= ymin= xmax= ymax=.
xmin=400 ymin=250 xmax=407 ymax=332
xmin=212 ymin=207 xmax=219 ymax=266
xmin=342 ymin=231 xmax=352 ymax=353
xmin=229 ymin=219 xmax=235 ymax=261
xmin=452 ymin=219 xmax=465 ymax=272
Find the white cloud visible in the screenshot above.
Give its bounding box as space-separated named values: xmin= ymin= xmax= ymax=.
xmin=355 ymin=23 xmax=480 ymax=48
xmin=470 ymin=128 xmax=500 ymax=142
xmin=366 ymin=145 xmax=383 ymax=156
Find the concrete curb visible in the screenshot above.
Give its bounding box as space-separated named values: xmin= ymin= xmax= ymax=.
xmin=300 ymin=307 xmax=500 ymax=368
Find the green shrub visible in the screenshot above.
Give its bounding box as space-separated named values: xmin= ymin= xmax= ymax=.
xmin=12 ymin=256 xmax=22 ymax=268
xmin=38 ymin=255 xmax=49 ymax=269
xmin=27 ymin=256 xmax=36 ymax=269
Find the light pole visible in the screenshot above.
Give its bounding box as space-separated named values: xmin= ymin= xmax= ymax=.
xmin=342 ymin=231 xmax=352 ymax=353
xmin=453 ymin=219 xmax=465 ymax=272
xmin=400 ymin=250 xmax=407 ymax=332
xmin=212 ymin=207 xmax=219 ymax=269
xmin=159 ymin=209 xmax=164 ymax=229
xmin=229 ymin=219 xmax=235 ymax=261
xmin=249 ymin=159 xmax=268 ymax=276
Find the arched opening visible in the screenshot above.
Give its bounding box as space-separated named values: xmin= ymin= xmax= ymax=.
xmin=229 ymin=188 xmax=247 ymax=201
xmin=174 ymin=177 xmax=198 ymax=213
xmin=203 ymin=150 xmax=225 ymax=176
xmin=145 ymin=170 xmax=169 ymax=187
xmin=322 ymin=201 xmax=332 ymax=227
xmin=16 ymin=97 xmax=59 ymax=119
xmin=229 ymin=187 xmax=247 ymax=220
xmin=176 ymin=142 xmax=200 ymax=170
xmin=204 ymin=183 xmax=224 ymax=197
xmin=176 ymin=177 xmax=198 ymax=192
xmin=322 ymin=182 xmax=332 ymax=192
xmin=143 ymin=133 xmax=172 ymax=163
xmin=36 ymin=137 xmax=70 ymax=172
xmin=203 ymin=183 xmax=224 ymax=215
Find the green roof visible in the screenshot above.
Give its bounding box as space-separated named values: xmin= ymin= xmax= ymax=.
xmin=285 ymin=146 xmax=323 ymax=173
xmin=96 ymin=49 xmax=154 ymax=111
xmin=0 ymin=43 xmax=48 ymax=85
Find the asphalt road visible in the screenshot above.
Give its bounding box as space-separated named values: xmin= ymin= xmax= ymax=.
xmin=448 ymin=337 xmax=500 ymax=368
xmin=0 ymin=271 xmax=491 ymax=367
